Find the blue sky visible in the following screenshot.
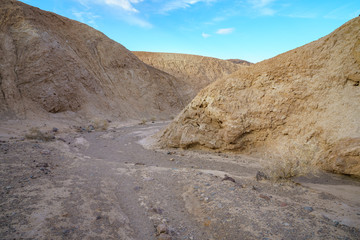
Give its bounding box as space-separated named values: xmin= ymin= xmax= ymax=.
xmin=21 ymin=0 xmax=359 ymax=63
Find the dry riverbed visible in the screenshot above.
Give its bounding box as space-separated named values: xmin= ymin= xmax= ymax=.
xmin=1 ymin=121 xmax=360 ymax=239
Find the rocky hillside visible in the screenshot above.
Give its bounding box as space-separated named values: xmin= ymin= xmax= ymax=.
xmin=158 ymin=17 xmax=360 ymax=176
xmin=133 ymin=52 xmax=246 ymax=102
xmin=226 ymin=59 xmax=253 ymax=66
xmin=0 ymin=0 xmax=187 ymax=121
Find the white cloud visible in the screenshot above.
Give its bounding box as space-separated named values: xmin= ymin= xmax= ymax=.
xmin=72 ymin=10 xmax=100 ymax=27
xmin=78 ymin=0 xmax=143 ymax=12
xmin=247 ymin=0 xmax=277 ymax=16
xmin=216 ymin=28 xmax=234 ymax=34
xmin=202 ymin=32 xmax=211 ymax=38
xmin=160 ymin=0 xmax=216 ymax=13
xmin=103 ymin=0 xmax=143 ymax=12
xmin=248 ymin=0 xmax=275 ymax=8
xmin=74 ymin=0 xmax=152 ymax=28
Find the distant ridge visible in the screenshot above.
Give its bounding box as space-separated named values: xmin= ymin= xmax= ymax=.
xmin=226 ymin=59 xmax=253 ymax=66
xmin=134 ymin=51 xmax=249 ymax=102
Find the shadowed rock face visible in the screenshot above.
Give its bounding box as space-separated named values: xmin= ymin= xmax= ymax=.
xmin=133 ymin=52 xmax=247 ymax=103
xmin=0 ymin=0 xmax=186 ymax=121
xmin=226 ymin=59 xmax=253 ymax=66
xmin=158 ymin=17 xmax=360 ymax=176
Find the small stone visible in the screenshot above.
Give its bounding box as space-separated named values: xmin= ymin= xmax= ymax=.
xmin=304 ymin=206 xmax=313 ymax=212
xmin=152 ymin=208 xmax=163 ymax=214
xmin=259 ymin=194 xmax=271 ymax=201
xmin=57 ymin=138 xmax=66 ymax=142
xmin=96 ymin=216 xmax=102 ymax=220
xmin=5 ymin=186 xmax=12 ymax=190
xmin=157 ymin=233 xmax=172 ymax=240
xmin=222 ymin=174 xmax=235 ymax=183
xmin=256 ymin=171 xmax=269 ymax=181
xmin=36 ymin=163 xmax=49 ymax=168
xmin=204 ymin=183 xmax=211 ymax=186
xmin=333 ymin=220 xmax=340 ymax=226
xmin=134 ymin=186 xmax=141 ymax=191
xmin=52 ymin=127 xmax=59 ymax=132
xmin=280 ymin=202 xmax=288 ymax=207
xmin=169 ymin=158 xmax=175 ymax=161
xmin=229 ymin=187 xmax=235 ymax=191
xmin=283 ymin=222 xmax=290 ymax=226
xmin=156 ymin=224 xmax=168 ymax=235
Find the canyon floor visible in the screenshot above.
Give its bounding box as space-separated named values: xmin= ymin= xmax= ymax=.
xmin=1 ymin=121 xmax=360 ymax=240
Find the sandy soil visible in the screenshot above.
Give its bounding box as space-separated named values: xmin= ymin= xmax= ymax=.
xmin=1 ymin=122 xmax=360 ymax=240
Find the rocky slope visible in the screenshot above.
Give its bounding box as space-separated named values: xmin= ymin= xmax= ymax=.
xmin=158 ymin=17 xmax=360 ymax=176
xmin=0 ymin=0 xmax=187 ymax=121
xmin=133 ymin=52 xmax=246 ymax=102
xmin=226 ymin=59 xmax=253 ymax=66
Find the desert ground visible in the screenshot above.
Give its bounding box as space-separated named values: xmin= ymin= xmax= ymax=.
xmin=1 ymin=120 xmax=359 ymax=240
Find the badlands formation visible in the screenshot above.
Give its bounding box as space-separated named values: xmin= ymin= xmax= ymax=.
xmin=0 ymin=0 xmax=190 ymax=121
xmin=134 ymin=52 xmax=247 ymax=102
xmin=158 ymin=17 xmax=360 ymax=177
xmin=1 ymin=1 xmax=360 ymax=239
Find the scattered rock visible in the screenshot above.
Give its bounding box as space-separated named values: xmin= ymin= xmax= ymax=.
xmin=152 ymin=208 xmax=164 ymax=214
xmin=222 ymin=174 xmax=235 ymax=183
xmin=280 ymin=202 xmax=288 ymax=207
xmin=41 ymin=150 xmax=51 ymax=155
xmin=259 ymin=194 xmax=271 ymax=201
xmin=169 ymin=158 xmax=175 ymax=161
xmin=36 ymin=163 xmax=49 ymax=168
xmin=157 ymin=233 xmax=172 ymax=240
xmin=156 ymin=224 xmax=168 ymax=235
xmin=256 ymin=171 xmax=269 ymax=181
xmin=304 ymin=206 xmax=313 ymax=212
xmin=96 ymin=216 xmax=102 ymax=220
xmin=52 ymin=127 xmax=59 ymax=133
xmin=135 ymin=162 xmax=145 ymax=166
xmin=57 ymin=137 xmax=66 ymax=142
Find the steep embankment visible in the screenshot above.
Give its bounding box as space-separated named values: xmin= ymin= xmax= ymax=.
xmin=158 ymin=17 xmax=360 ymax=176
xmin=133 ymin=52 xmax=247 ymax=102
xmin=0 ymin=0 xmax=186 ymax=121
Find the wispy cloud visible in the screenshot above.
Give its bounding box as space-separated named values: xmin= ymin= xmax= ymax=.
xmin=72 ymin=9 xmax=100 ymax=27
xmin=247 ymin=0 xmax=276 ymax=16
xmin=248 ymin=0 xmax=275 ymax=8
xmin=74 ymin=0 xmax=152 ymax=28
xmin=202 ymin=32 xmax=211 ymax=38
xmin=78 ymin=0 xmax=143 ymax=12
xmin=160 ymin=0 xmax=216 ymax=13
xmin=103 ymin=0 xmax=143 ymax=13
xmin=216 ymin=28 xmax=234 ymax=34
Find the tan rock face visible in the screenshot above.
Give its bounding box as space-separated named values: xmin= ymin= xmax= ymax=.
xmin=133 ymin=52 xmax=246 ymax=103
xmin=0 ymin=0 xmax=186 ymax=121
xmin=158 ymin=17 xmax=360 ymax=176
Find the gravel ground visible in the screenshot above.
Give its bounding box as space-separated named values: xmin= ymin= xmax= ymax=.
xmin=1 ymin=122 xmax=360 ymax=239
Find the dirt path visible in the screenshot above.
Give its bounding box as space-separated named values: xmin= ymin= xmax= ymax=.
xmin=1 ymin=122 xmax=360 ymax=239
